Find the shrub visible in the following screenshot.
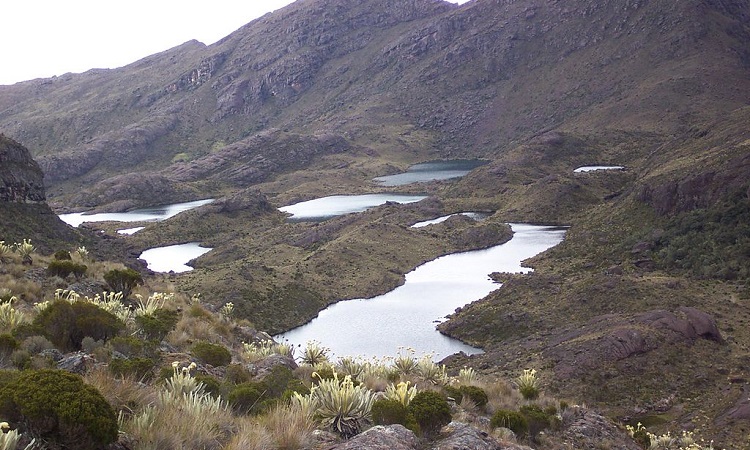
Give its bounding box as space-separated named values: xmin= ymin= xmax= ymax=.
xmin=520 ymin=404 xmax=558 ymax=438
xmin=371 ymin=398 xmax=409 ymax=426
xmin=135 ymin=308 xmax=179 ymax=341
xmin=491 ymin=409 xmax=529 ymax=437
xmin=443 ymin=385 xmax=463 ymax=403
xmin=32 ymin=300 xmax=125 ymax=351
xmin=194 ymin=373 xmax=222 ymax=398
xmin=459 ymin=385 xmax=488 ymax=408
xmin=0 ymin=333 xmax=19 ymax=357
xmin=263 ymin=365 xmax=296 ymax=398
xmin=0 ymin=369 xmax=118 ymax=450
xmin=109 ymin=357 xmax=156 ymax=380
xmin=53 ymin=250 xmax=72 ymax=260
xmin=407 ymin=390 xmax=451 ymax=436
xmin=228 ymin=382 xmax=267 ymax=414
xmin=192 ymin=341 xmax=232 ymax=367
xmin=225 ymin=363 xmax=252 ymax=384
xmin=47 ymin=260 xmax=87 ymax=279
xmin=103 ymin=268 xmax=143 ymax=299
xmin=107 ymin=335 xmax=151 ymax=358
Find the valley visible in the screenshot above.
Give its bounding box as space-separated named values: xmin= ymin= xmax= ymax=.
xmin=1 ymin=0 xmax=749 ymax=448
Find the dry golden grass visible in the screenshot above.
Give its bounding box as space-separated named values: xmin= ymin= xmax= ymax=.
xmin=224 ymin=419 xmax=274 ymax=450
xmin=259 ymin=403 xmax=314 ymax=449
xmin=484 ymin=378 xmax=523 ymax=413
xmin=84 ymin=367 xmax=157 ymax=417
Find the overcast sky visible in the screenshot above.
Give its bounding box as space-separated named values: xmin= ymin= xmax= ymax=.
xmin=1 ymin=0 xmax=469 ymax=86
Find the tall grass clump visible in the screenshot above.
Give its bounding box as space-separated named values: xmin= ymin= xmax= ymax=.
xmin=293 ymin=371 xmax=375 ymax=438
xmin=516 ymin=368 xmax=540 ymax=400
xmin=121 ymin=362 xmax=232 ymax=450
xmin=0 ymin=299 xmax=26 ymax=331
xmin=300 ymin=341 xmax=329 ymax=366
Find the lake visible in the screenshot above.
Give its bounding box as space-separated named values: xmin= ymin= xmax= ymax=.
xmin=139 ymin=243 xmax=212 ymax=273
xmin=411 ymin=212 xmax=489 ymax=228
xmin=59 ymin=199 xmax=214 ymax=227
xmin=279 ymin=194 xmax=428 ymax=221
xmin=276 ymin=223 xmax=567 ymax=361
xmin=374 ymin=159 xmax=488 ymax=186
xmin=574 ymin=165 xmax=625 ymax=173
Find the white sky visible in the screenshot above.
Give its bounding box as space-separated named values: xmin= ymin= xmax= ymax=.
xmin=0 ymin=0 xmax=470 ymax=86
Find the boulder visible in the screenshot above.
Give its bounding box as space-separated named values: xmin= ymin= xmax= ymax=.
xmin=431 ymin=421 xmax=521 ymax=450
xmin=328 ymin=425 xmax=418 ymax=450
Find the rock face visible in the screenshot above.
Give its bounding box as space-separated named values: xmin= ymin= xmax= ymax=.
xmin=328 ymin=424 xmax=419 ymax=450
xmin=545 ymin=307 xmax=724 ymax=379
xmin=0 ymin=134 xmax=45 ymax=203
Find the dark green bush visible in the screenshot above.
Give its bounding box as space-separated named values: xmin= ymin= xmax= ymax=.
xmin=520 ymin=404 xmax=558 ymax=439
xmin=32 ymin=300 xmax=125 ymax=351
xmin=491 ymin=409 xmax=529 ymax=437
xmin=109 ymin=357 xmax=156 ymax=380
xmin=262 ymin=365 xmax=296 ymax=398
xmin=0 ymin=333 xmax=19 ymax=357
xmin=0 ymin=369 xmax=119 ymax=450
xmin=407 ymin=390 xmax=452 ymax=436
xmin=228 ymin=382 xmax=267 ymax=414
xmin=53 ymin=250 xmax=72 ymax=260
xmin=442 ymin=385 xmax=463 ymax=403
xmin=195 ymin=374 xmax=222 ymax=398
xmin=103 ymin=268 xmax=143 ymax=299
xmin=372 ymin=398 xmax=409 ymax=426
xmin=47 ymin=259 xmax=87 ymax=279
xmin=225 ymin=363 xmax=252 ymax=384
xmin=192 ymin=341 xmax=232 ymax=367
xmin=107 ymin=335 xmax=157 ymax=360
xmin=459 ymin=385 xmax=488 ymax=408
xmin=135 ymin=308 xmax=179 ymax=341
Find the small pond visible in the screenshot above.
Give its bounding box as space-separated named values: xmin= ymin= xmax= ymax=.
xmin=276 ymin=223 xmax=567 ymax=361
xmin=411 ymin=212 xmax=489 ymax=228
xmin=139 ymin=243 xmax=212 ymax=273
xmin=373 ymin=160 xmax=488 ymax=186
xmin=574 ymin=165 xmax=625 ymax=173
xmin=59 ymin=199 xmax=214 ymax=227
xmin=279 ymin=194 xmax=427 ymax=221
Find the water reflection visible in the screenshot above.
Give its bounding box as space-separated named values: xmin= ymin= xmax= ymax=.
xmin=59 ymin=199 xmax=214 ymax=227
xmin=276 ymin=223 xmax=566 ymax=361
xmin=139 ymin=243 xmax=212 ymax=273
xmin=374 ymin=160 xmax=488 ymax=186
xmin=411 ymin=212 xmax=489 ymax=228
xmin=279 ymin=194 xmax=427 ymax=221
xmin=573 ymin=165 xmax=624 ymax=173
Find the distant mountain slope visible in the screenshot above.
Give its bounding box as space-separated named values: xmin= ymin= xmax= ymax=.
xmin=0 ymin=0 xmax=748 ymax=210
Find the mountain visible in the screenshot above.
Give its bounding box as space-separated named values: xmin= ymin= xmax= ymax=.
xmin=1 ymin=0 xmax=750 ymax=446
xmin=1 ymin=0 xmax=748 ymax=211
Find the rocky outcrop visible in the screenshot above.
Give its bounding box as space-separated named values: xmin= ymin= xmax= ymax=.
xmin=557 ymin=407 xmax=642 ymax=450
xmin=328 ymin=424 xmax=419 ymax=450
xmin=544 ymin=307 xmax=724 ymax=379
xmin=637 ymin=152 xmax=750 ymax=215
xmin=0 ymin=134 xmax=45 ymax=203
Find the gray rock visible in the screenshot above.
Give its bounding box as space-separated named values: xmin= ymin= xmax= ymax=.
xmin=558 ymin=406 xmax=641 ymax=449
xmin=249 ymin=353 xmax=298 ymax=380
xmin=328 ymin=425 xmax=418 ymax=450
xmin=431 ymin=421 xmax=506 ymax=450
xmin=57 ymin=351 xmax=94 ymax=374
xmin=39 ymin=348 xmax=64 ymax=362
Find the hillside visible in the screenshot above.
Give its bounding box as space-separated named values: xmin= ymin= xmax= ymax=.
xmin=1 ymin=0 xmax=750 ymax=447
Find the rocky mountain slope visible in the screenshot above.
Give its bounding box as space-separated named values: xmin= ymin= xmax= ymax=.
xmin=1 ymin=0 xmax=749 ymax=447
xmin=1 ymin=0 xmax=748 ymax=211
